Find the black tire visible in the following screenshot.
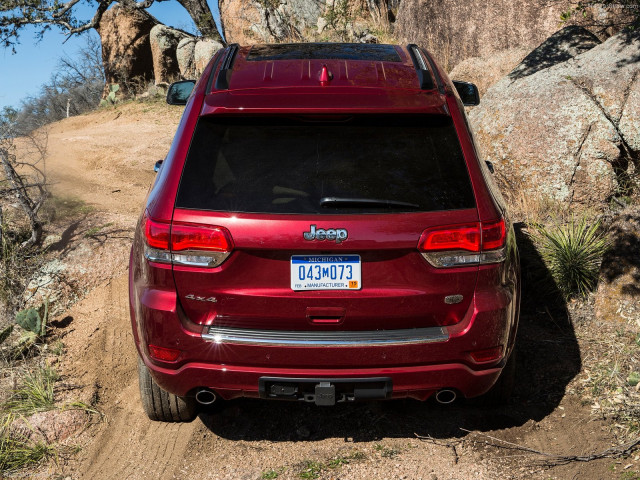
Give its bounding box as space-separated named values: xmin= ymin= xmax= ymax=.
xmin=475 ymin=347 xmax=517 ymax=406
xmin=137 ymin=357 xmax=197 ymax=422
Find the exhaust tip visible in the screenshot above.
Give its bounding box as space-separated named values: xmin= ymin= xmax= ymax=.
xmin=195 ymin=389 xmax=217 ymax=405
xmin=435 ymin=389 xmax=457 ymax=405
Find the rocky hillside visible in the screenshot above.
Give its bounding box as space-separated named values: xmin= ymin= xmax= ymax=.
xmin=467 ymin=27 xmax=640 ymax=208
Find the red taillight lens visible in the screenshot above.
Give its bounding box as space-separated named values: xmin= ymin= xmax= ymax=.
xmin=148 ymin=344 xmax=181 ymax=362
xmin=171 ymin=223 xmax=233 ymax=252
xmin=418 ymin=223 xmax=481 ymax=253
xmin=482 ymin=219 xmax=506 ymax=251
xmin=143 ymin=215 xmax=170 ymax=249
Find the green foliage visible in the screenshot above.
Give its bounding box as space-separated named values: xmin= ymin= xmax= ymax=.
xmin=299 ymin=460 xmax=323 ymax=479
xmin=15 ymin=308 xmax=41 ymax=336
xmin=100 ymin=84 xmax=120 ymax=107
xmin=324 ymin=0 xmax=354 ymax=41
xmin=560 ymin=1 xmax=640 ymax=29
xmin=261 ymin=469 xmax=279 ymax=479
xmin=533 ymin=217 xmax=609 ymax=299
xmin=0 ymin=431 xmax=57 ymax=474
xmin=2 ymin=366 xmax=58 ymax=415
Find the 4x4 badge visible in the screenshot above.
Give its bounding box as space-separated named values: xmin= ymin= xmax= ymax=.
xmin=185 ymin=294 xmax=217 ymax=303
xmin=303 ymin=225 xmax=348 ymax=243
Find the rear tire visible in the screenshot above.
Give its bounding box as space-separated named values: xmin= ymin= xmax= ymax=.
xmin=137 ymin=357 xmax=197 ymax=422
xmin=476 ymin=347 xmax=517 ymax=406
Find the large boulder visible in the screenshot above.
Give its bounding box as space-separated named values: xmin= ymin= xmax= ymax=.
xmin=219 ymin=0 xmax=324 ymax=44
xmin=448 ymin=47 xmax=530 ymax=97
xmin=509 ymin=26 xmax=601 ymax=80
xmin=194 ymin=39 xmax=224 ymax=76
xmin=394 ymin=0 xmax=571 ymax=70
xmin=96 ymin=5 xmax=158 ymax=92
xmin=177 ymin=37 xmax=198 ymax=79
xmin=595 ymin=206 xmax=640 ymax=323
xmin=150 ymin=24 xmax=194 ymax=84
xmin=469 ymin=29 xmax=640 ymax=207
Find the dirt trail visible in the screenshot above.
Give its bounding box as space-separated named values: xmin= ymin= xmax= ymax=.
xmin=40 ymin=102 xmax=631 ymax=480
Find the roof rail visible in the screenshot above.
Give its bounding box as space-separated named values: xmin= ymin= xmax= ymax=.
xmin=406 ymin=44 xmax=437 ymax=92
xmin=215 ymin=44 xmax=239 ymax=90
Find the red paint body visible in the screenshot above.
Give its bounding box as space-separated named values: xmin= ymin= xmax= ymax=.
xmin=129 ymin=44 xmax=521 ymax=402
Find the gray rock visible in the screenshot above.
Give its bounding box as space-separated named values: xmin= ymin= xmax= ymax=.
xmin=150 ymin=24 xmax=193 ymax=84
xmin=469 ymin=30 xmax=640 ymax=208
xmin=11 ymin=409 xmax=86 ymax=443
xmin=394 ymin=0 xmax=570 ymax=70
xmin=317 ymin=16 xmax=328 ymax=34
xmin=509 ymin=26 xmax=601 ymax=80
xmin=219 ymin=0 xmax=323 ymax=44
xmin=177 ymin=37 xmax=197 ymax=80
xmin=595 ymin=206 xmax=640 ymax=323
xmin=449 ymin=48 xmax=530 ymax=96
xmin=194 ymin=39 xmax=224 ymax=76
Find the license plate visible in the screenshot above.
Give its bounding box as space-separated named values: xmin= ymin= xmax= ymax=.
xmin=291 ymin=255 xmax=362 ymax=291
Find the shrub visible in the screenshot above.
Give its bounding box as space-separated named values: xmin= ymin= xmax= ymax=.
xmin=533 ymin=217 xmax=609 ymax=299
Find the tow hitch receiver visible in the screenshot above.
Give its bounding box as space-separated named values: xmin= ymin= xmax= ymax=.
xmin=315 ymin=382 xmax=336 ymax=406
xmin=259 ymin=377 xmax=392 ymax=405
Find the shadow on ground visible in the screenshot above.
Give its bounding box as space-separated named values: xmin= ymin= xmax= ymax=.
xmin=198 ymin=226 xmax=581 ymax=442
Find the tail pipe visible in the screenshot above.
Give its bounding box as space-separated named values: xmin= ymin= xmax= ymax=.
xmin=195 ymin=389 xmax=217 ymax=405
xmin=434 ymin=389 xmax=457 ymax=405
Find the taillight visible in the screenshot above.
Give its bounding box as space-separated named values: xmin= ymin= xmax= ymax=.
xmin=143 ymin=215 xmax=170 ymax=249
xmin=171 ymin=224 xmax=233 ymax=252
xmin=418 ymin=219 xmax=506 ymax=268
xmin=142 ymin=213 xmax=233 ymax=268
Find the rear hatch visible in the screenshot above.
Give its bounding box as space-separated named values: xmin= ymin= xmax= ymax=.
xmin=170 ymin=115 xmax=478 ymax=331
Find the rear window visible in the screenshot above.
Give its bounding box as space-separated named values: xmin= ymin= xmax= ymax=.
xmin=176 ymin=116 xmax=475 ymax=214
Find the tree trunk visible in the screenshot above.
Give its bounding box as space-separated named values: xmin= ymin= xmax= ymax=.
xmin=176 ymin=0 xmax=226 ymax=44
xmin=367 ymin=0 xmax=390 ymax=26
xmin=0 ymin=148 xmax=43 ymax=248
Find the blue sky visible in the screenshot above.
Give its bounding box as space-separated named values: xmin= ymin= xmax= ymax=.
xmin=0 ymin=1 xmax=221 ymax=110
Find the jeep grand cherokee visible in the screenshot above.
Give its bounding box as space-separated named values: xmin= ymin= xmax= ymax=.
xmin=129 ymin=43 xmax=521 ymax=422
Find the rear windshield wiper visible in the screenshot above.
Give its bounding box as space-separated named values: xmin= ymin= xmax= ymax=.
xmin=319 ymin=197 xmax=421 ymax=209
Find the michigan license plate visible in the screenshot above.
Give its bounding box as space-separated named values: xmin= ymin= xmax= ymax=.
xmin=290 ymin=255 xmax=361 ymax=291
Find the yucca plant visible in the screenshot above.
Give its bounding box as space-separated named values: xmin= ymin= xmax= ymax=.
xmin=533 ymin=217 xmax=609 ymax=299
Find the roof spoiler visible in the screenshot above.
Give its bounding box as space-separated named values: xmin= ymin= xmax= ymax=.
xmin=407 ymin=44 xmax=444 ymax=94
xmin=215 ymin=44 xmax=239 ymax=90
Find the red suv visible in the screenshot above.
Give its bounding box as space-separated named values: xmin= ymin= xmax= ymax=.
xmin=129 ymin=43 xmax=520 ymax=422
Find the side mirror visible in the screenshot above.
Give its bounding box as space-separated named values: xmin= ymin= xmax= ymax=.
xmin=452 ymin=80 xmax=480 ymax=106
xmin=166 ymin=80 xmax=196 ymax=105
xmin=154 ymin=160 xmax=163 ymax=173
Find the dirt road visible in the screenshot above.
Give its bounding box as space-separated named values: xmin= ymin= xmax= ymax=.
xmin=41 ymin=102 xmax=631 ymax=480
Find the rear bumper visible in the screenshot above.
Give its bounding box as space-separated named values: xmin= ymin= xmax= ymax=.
xmin=139 ymin=353 xmax=501 ymax=401
xmin=130 ymin=263 xmax=518 ymax=401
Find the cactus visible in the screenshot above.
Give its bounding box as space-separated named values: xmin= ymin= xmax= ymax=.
xmin=15 ymin=307 xmax=42 ymax=335
xmin=100 ymin=83 xmax=120 ymax=107
xmin=0 ymin=324 xmax=13 ymax=345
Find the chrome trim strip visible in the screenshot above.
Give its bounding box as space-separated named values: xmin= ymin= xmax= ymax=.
xmin=202 ymin=326 xmax=449 ymax=347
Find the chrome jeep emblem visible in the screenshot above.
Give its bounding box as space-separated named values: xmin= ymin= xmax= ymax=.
xmin=303 ymin=225 xmax=348 ymax=243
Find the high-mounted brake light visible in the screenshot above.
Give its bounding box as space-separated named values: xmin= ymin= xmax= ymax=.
xmin=142 ymin=213 xmax=233 ymax=268
xmin=418 ymin=219 xmax=506 ymax=268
